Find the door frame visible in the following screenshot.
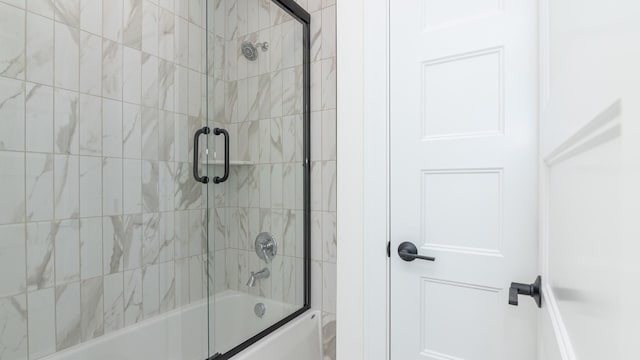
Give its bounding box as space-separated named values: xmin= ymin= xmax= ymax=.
xmin=336 ymin=0 xmax=389 ymax=359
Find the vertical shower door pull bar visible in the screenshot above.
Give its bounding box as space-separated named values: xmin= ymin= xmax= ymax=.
xmin=193 ymin=126 xmax=210 ymax=184
xmin=213 ymin=127 xmax=230 ymax=184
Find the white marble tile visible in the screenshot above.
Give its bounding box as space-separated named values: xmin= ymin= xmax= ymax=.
xmin=122 ymin=214 xmax=143 ymax=271
xmin=54 ymin=219 xmax=80 ymax=284
xmin=80 ymin=217 xmax=103 ymax=280
xmin=102 ymin=0 xmax=123 ymax=42
xmin=321 ymin=109 xmax=336 ymax=161
xmin=142 ymin=53 xmax=159 ymax=107
xmin=142 ymin=264 xmax=159 ymax=318
xmin=310 ymin=161 xmax=321 ymax=211
xmin=123 ymin=46 xmax=142 ymax=104
xmin=270 ymin=252 xmax=283 ymax=301
xmin=310 ymin=61 xmax=321 ymax=112
xmin=54 ymin=0 xmax=80 ymax=27
xmin=28 ymin=0 xmax=54 ymax=18
xmin=0 ymin=3 xmax=25 ymax=79
xmin=310 ymin=112 xmax=321 ymax=162
xmin=188 ymin=255 xmax=204 ymax=302
xmin=310 ymin=11 xmax=321 ymax=62
xmin=79 ymin=156 xmax=102 ymax=217
xmin=159 ymin=260 xmax=175 ymax=312
xmin=282 ymin=163 xmax=295 ymax=210
xmin=157 ymin=212 xmax=174 ymax=262
xmin=188 ymin=70 xmax=202 ymax=117
xmin=158 ymin=5 xmax=175 ymax=62
xmin=103 ymin=216 xmax=124 ymax=274
xmin=55 ymin=22 xmax=79 ymax=91
xmin=26 ymin=83 xmax=54 ymax=153
xmin=258 ymin=164 xmax=271 ymax=208
xmin=322 ymin=312 xmax=337 ymax=360
xmin=322 ymin=261 xmax=336 ymax=313
xmin=26 ymin=222 xmax=55 ymax=291
xmin=321 ymin=5 xmax=335 ymax=59
xmin=26 ymin=12 xmax=54 ymax=85
xmin=322 ymin=212 xmax=336 ymax=263
xmin=80 ymin=31 xmax=103 ymax=96
xmin=321 ymin=57 xmax=336 ymax=110
xmin=102 ymin=39 xmax=123 ymax=100
xmin=174 ymin=16 xmax=189 ymax=67
xmin=55 ymin=282 xmax=81 ymax=350
xmin=158 ymin=161 xmax=174 ymax=212
xmin=103 ymin=272 xmax=124 ymax=334
xmin=270 ymin=70 xmax=283 ymax=118
xmin=142 ymin=160 xmax=159 ymax=212
xmin=54 ymin=88 xmax=80 ymax=155
xmin=28 ymin=288 xmax=56 ymax=359
xmin=124 ymin=268 xmax=142 ymax=326
xmin=282 ymin=115 xmax=296 ymax=163
xmin=102 ymin=99 xmax=122 ymax=157
xmin=174 ymin=257 xmax=189 ymax=306
xmin=123 ymin=0 xmax=142 ymax=49
xmin=123 ymin=159 xmax=142 ymax=214
xmin=142 ymin=0 xmax=159 ymax=56
xmin=225 ymin=248 xmax=238 ymax=291
xmin=321 ymin=160 xmax=336 ymax=212
xmin=174 ymin=161 xmax=202 ymax=210
xmin=0 ymin=77 xmax=24 ymax=151
xmin=102 ymin=157 xmax=123 ymax=216
xmin=269 ymin=1 xmax=286 ymax=26
xmin=0 ymin=224 xmax=26 ymax=297
xmin=188 ymin=209 xmax=206 ymax=256
xmin=0 ymin=151 xmax=25 ymax=224
xmin=271 ymin=164 xmax=283 ymax=209
xmin=159 ymin=60 xmax=175 ymax=111
xmin=142 ymin=108 xmax=159 ymax=161
xmin=159 ymin=111 xmax=175 ymax=161
xmin=26 ymin=153 xmax=54 ymax=222
xmin=281 ymin=20 xmax=295 ymax=69
xmin=0 ymin=294 xmax=27 ymax=360
xmin=282 ymin=256 xmax=296 ymax=304
xmin=80 ymin=0 xmax=102 ymax=35
xmin=142 ymin=213 xmax=160 ymax=265
xmin=174 ymin=67 xmax=188 ymax=117
xmin=270 ymin=117 xmax=283 ymax=162
xmin=213 ymin=250 xmax=225 ymax=293
xmin=174 ymin=210 xmax=189 ymax=258
xmin=269 ymin=23 xmax=282 ymax=72
xmin=310 ymin=211 xmax=322 ymax=261
xmin=310 ymin=260 xmax=322 ymax=309
xmin=282 ymin=210 xmax=296 ymax=257
xmin=188 ymin=22 xmax=202 ymax=72
xmin=226 ymin=0 xmax=238 ymax=40
xmin=81 ymin=277 xmax=104 ymax=341
xmin=123 ymin=103 xmax=142 ymax=159
xmin=54 ymin=155 xmax=79 ymax=219
xmin=79 ymin=94 xmax=102 ymax=156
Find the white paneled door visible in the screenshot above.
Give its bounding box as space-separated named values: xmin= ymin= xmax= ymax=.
xmin=537 ymin=1 xmax=640 ymax=359
xmin=389 ymin=1 xmax=539 ymax=359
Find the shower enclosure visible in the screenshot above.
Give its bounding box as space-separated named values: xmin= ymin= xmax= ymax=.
xmin=203 ymin=0 xmax=311 ymax=358
xmin=0 ymin=0 xmax=309 ymax=359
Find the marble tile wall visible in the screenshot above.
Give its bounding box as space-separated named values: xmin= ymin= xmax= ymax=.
xmin=206 ymin=0 xmax=337 ymax=359
xmin=0 ymin=0 xmax=209 ymax=358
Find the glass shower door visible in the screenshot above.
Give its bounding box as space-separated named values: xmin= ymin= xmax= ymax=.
xmin=205 ymin=0 xmax=311 ymax=358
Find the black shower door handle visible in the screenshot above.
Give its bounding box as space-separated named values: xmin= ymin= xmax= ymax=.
xmin=212 ymin=128 xmax=229 ymax=184
xmin=193 ymin=126 xmax=210 ymax=184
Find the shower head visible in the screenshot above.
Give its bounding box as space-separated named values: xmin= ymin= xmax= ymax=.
xmin=241 ymin=41 xmax=269 ymax=61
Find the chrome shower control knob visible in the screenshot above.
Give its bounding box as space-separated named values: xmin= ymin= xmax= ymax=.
xmin=255 ymin=232 xmax=277 ymax=263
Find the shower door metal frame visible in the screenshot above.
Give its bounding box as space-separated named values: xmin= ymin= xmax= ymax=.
xmin=206 ymin=0 xmax=311 ymax=359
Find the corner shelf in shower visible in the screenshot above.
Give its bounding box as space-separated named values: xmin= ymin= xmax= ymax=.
xmin=202 ymin=160 xmax=255 ymax=166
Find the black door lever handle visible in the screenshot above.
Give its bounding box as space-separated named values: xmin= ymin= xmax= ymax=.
xmin=397 ymin=242 xmax=435 ymax=262
xmin=509 ymin=275 xmax=542 ymax=308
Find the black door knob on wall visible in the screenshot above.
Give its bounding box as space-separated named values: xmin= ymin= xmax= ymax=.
xmin=509 ymin=276 xmax=542 ymax=308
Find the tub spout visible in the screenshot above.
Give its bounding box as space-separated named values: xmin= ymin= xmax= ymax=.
xmin=246 ymin=267 xmax=270 ymax=287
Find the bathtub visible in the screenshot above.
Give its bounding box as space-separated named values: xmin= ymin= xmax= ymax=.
xmin=41 ymin=290 xmax=322 ymax=360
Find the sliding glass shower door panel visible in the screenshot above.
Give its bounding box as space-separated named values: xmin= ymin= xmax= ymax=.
xmin=205 ymin=0 xmax=311 ymax=358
